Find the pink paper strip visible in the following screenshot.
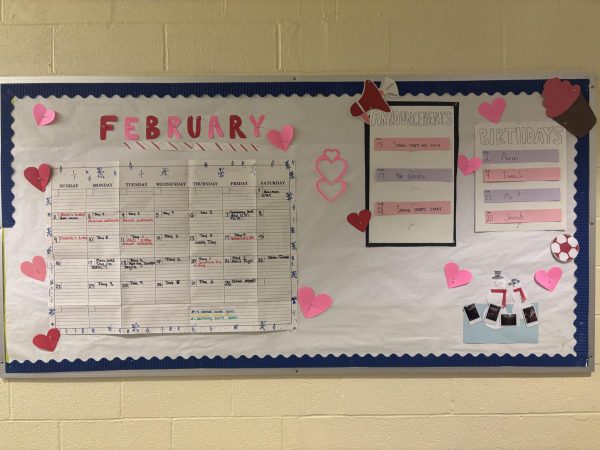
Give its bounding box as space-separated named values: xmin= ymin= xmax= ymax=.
xmin=484 ymin=209 xmax=562 ymax=224
xmin=375 ymin=201 xmax=452 ymax=216
xmin=483 ymin=167 xmax=560 ymax=182
xmin=374 ymin=137 xmax=450 ymax=151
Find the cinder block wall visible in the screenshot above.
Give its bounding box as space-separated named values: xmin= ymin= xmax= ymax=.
xmin=1 ymin=1 xmax=599 ymax=448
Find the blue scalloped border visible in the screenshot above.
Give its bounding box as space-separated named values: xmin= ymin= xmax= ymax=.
xmin=1 ymin=79 xmax=590 ymax=373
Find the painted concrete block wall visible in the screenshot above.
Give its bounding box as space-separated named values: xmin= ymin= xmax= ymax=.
xmin=0 ymin=0 xmax=599 ymax=448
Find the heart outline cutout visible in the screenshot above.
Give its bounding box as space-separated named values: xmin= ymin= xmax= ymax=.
xmin=477 ymin=98 xmax=506 ymax=124
xmin=298 ymin=286 xmax=333 ymax=318
xmin=33 ymin=103 xmax=57 ymax=126
xmin=444 ymin=262 xmax=472 ymax=288
xmin=33 ymin=328 xmax=61 ymax=352
xmin=315 ymin=148 xmax=349 ymax=183
xmin=347 ymin=210 xmax=371 ymax=232
xmin=267 ymin=125 xmax=294 ymax=151
xmin=534 ymin=267 xmax=562 ymax=292
xmin=316 ymin=178 xmax=347 ymax=203
xmin=24 ymin=164 xmax=52 ymax=192
xmin=457 ymin=155 xmax=482 ymax=176
xmin=21 ymin=256 xmax=47 ymax=281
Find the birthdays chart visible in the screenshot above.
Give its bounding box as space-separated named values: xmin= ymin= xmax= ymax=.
xmin=49 ymin=160 xmax=297 ymax=334
xmin=475 ymin=122 xmax=567 ymax=232
xmin=366 ymin=102 xmax=458 ymax=246
xmin=0 ymin=78 xmax=594 ymax=375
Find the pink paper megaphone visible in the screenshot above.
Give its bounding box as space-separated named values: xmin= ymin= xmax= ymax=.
xmin=349 ymin=80 xmax=392 ymax=124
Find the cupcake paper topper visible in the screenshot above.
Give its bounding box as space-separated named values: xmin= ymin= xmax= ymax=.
xmin=542 ymin=78 xmax=596 ymax=138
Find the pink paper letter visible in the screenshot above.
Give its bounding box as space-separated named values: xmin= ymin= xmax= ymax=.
xmin=167 ymin=115 xmax=182 ymax=139
xmin=249 ymin=114 xmax=265 ymax=137
xmin=124 ymin=116 xmax=139 ymax=140
xmin=209 ymin=115 xmax=224 ymax=139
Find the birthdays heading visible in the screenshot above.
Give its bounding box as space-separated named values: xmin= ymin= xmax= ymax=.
xmin=100 ymin=114 xmax=266 ymax=141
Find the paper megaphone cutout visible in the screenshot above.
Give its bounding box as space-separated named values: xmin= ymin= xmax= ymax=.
xmin=350 ymin=80 xmax=391 ymax=124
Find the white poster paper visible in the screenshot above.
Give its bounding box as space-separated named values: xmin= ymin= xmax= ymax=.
xmin=366 ymin=102 xmax=458 ymax=245
xmin=475 ymin=121 xmax=567 ymax=232
xmin=48 ymin=159 xmax=297 ymax=334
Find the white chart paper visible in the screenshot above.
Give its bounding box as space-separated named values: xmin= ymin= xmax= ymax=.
xmin=366 ymin=102 xmax=458 ymax=245
xmin=475 ymin=122 xmax=567 ymax=232
xmin=48 ymin=160 xmax=297 ymax=334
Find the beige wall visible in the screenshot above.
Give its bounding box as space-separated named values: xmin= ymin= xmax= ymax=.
xmin=1 ymin=0 xmax=599 ymax=448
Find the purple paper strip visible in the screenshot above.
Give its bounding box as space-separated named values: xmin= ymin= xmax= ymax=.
xmin=483 ymin=188 xmax=561 ymax=203
xmin=375 ymin=168 xmax=453 ymax=182
xmin=481 ymin=149 xmax=559 ymax=164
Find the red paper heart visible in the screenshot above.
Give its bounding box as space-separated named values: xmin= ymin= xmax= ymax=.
xmin=347 ymin=209 xmax=371 ymax=232
xmin=32 ymin=328 xmax=60 ymax=352
xmin=298 ymin=287 xmax=333 ymax=318
xmin=24 ymin=164 xmax=52 ymax=192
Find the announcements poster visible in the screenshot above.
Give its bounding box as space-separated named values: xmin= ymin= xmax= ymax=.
xmin=366 ymin=102 xmax=459 ymax=246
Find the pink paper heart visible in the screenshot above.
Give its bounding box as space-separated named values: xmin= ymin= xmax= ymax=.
xmin=534 ymin=267 xmax=562 ymax=292
xmin=298 ymin=286 xmax=333 ymax=318
xmin=315 ymin=148 xmax=348 ymax=183
xmin=24 ymin=164 xmax=52 ymax=192
xmin=33 ymin=103 xmax=56 ymax=126
xmin=477 ymin=98 xmax=506 ymax=124
xmin=21 ymin=256 xmax=47 ymax=281
xmin=316 ymin=178 xmax=347 ymax=202
xmin=32 ymin=328 xmax=60 ymax=352
xmin=457 ymin=155 xmax=483 ymax=176
xmin=267 ymin=125 xmax=294 ymax=151
xmin=444 ymin=262 xmax=472 ymax=288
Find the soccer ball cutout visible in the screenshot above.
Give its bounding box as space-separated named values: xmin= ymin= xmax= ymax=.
xmin=550 ymin=234 xmax=579 ymax=263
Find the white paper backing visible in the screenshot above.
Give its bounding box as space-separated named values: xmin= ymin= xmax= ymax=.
xmin=4 ymin=92 xmax=577 ymax=363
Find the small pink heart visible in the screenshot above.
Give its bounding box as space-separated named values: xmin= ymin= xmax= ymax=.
xmin=24 ymin=164 xmax=52 ymax=192
xmin=33 ymin=328 xmax=60 ymax=352
xmin=477 ymin=98 xmax=506 ymax=124
xmin=444 ymin=262 xmax=472 ymax=288
xmin=21 ymin=256 xmax=47 ymax=281
xmin=457 ymin=155 xmax=483 ymax=176
xmin=316 ymin=178 xmax=347 ymax=202
xmin=267 ymin=125 xmax=294 ymax=151
xmin=534 ymin=267 xmax=562 ymax=292
xmin=33 ymin=103 xmax=57 ymax=126
xmin=298 ymin=286 xmax=333 ymax=318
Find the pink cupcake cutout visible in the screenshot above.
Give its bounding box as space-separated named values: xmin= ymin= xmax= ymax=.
xmin=542 ymin=78 xmax=596 ymax=138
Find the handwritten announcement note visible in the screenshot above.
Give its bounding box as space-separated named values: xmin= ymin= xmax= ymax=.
xmin=474 ymin=122 xmax=567 ymax=232
xmin=47 ymin=160 xmax=297 ymax=334
xmin=367 ymin=102 xmax=458 ymax=245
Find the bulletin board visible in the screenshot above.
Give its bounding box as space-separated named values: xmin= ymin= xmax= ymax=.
xmin=0 ymin=75 xmax=595 ymax=377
